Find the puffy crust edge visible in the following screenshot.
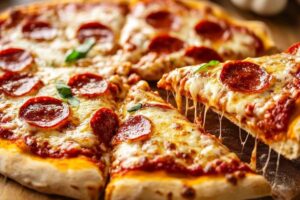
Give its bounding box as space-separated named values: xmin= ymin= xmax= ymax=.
xmin=105 ymin=171 xmax=271 ymax=200
xmin=0 ymin=141 xmax=105 ymax=200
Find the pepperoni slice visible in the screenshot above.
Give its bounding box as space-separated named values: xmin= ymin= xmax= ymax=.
xmin=90 ymin=108 xmax=119 ymax=146
xmin=148 ymin=34 xmax=184 ymax=54
xmin=220 ymin=61 xmax=271 ymax=93
xmin=76 ymin=22 xmax=113 ymax=43
xmin=0 ymin=48 xmax=33 ymax=72
xmin=285 ymin=42 xmax=300 ymax=55
xmin=185 ymin=46 xmax=223 ymax=63
xmin=0 ymin=73 xmax=43 ymax=97
xmin=19 ymin=96 xmax=70 ymax=129
xmin=68 ymin=73 xmax=109 ymax=98
xmin=0 ymin=127 xmax=16 ymax=140
xmin=145 ymin=10 xmax=178 ymax=30
xmin=113 ymin=115 xmax=152 ymax=144
xmin=195 ymin=20 xmax=226 ymax=40
xmin=22 ymin=21 xmax=57 ymax=41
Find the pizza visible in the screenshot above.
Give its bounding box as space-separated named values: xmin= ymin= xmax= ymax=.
xmin=106 ymin=81 xmax=270 ymax=200
xmin=0 ymin=0 xmax=277 ymax=199
xmin=158 ymin=42 xmax=300 ymax=160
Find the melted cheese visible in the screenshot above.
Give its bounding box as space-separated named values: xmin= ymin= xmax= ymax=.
xmin=112 ymin=84 xmax=244 ymax=174
xmin=0 ymin=66 xmax=116 ymax=151
xmin=158 ymin=52 xmax=300 ymax=159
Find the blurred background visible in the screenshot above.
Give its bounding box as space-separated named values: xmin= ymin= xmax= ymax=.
xmin=0 ymin=0 xmax=299 ymax=50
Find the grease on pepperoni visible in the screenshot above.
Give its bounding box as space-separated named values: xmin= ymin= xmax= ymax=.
xmin=285 ymin=42 xmax=300 ymax=55
xmin=19 ymin=96 xmax=70 ymax=129
xmin=220 ymin=61 xmax=271 ymax=93
xmin=185 ymin=46 xmax=223 ymax=63
xmin=22 ymin=21 xmax=57 ymax=41
xmin=145 ymin=10 xmax=179 ymax=30
xmin=68 ymin=73 xmax=109 ymax=98
xmin=195 ymin=20 xmax=226 ymax=40
xmin=113 ymin=115 xmax=152 ymax=144
xmin=148 ymin=34 xmax=184 ymax=54
xmin=0 ymin=48 xmax=33 ymax=72
xmin=90 ymin=108 xmax=119 ymax=146
xmin=76 ymin=22 xmax=113 ymax=43
xmin=0 ymin=72 xmax=43 ymax=97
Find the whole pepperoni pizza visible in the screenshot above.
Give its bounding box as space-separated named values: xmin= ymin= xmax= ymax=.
xmin=0 ymin=0 xmax=277 ymax=199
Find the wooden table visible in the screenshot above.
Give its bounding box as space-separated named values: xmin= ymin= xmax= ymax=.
xmin=0 ymin=0 xmax=300 ymax=200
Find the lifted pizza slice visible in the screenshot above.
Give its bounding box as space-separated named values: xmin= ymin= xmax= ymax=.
xmin=106 ymin=81 xmax=270 ymax=200
xmin=158 ymin=42 xmax=300 ymax=160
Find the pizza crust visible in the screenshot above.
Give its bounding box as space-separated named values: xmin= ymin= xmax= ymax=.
xmin=106 ymin=171 xmax=271 ymax=200
xmin=0 ymin=140 xmax=105 ymax=200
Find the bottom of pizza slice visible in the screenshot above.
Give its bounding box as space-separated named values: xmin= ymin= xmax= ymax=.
xmin=106 ymin=81 xmax=270 ymax=200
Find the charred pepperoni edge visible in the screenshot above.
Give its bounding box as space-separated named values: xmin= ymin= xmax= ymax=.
xmin=257 ymin=95 xmax=295 ymax=140
xmin=112 ymin=115 xmax=152 ymax=144
xmin=148 ymin=34 xmax=185 ymax=54
xmin=112 ymin=157 xmax=252 ymax=177
xmin=145 ymin=10 xmax=178 ymax=29
xmin=76 ymin=21 xmax=114 ymax=43
xmin=22 ymin=21 xmax=56 ymax=40
xmin=90 ymin=108 xmax=119 ymax=147
xmin=22 ymin=135 xmax=105 ymax=169
xmin=0 ymin=48 xmax=33 ymax=72
xmin=67 ymin=73 xmax=110 ymax=98
xmin=220 ymin=61 xmax=271 ymax=93
xmin=285 ymin=42 xmax=300 ymax=55
xmin=0 ymin=127 xmax=16 ymax=140
xmin=184 ymin=46 xmax=223 ymax=63
xmin=19 ymin=96 xmax=70 ymax=129
xmin=231 ymin=25 xmax=264 ymax=54
xmin=0 ymin=72 xmax=43 ymax=97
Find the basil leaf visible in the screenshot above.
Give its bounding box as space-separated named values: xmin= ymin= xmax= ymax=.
xmin=56 ymin=82 xmax=80 ymax=106
xmin=56 ymin=82 xmax=72 ymax=98
xmin=65 ymin=38 xmax=96 ymax=63
xmin=193 ymin=60 xmax=220 ymax=74
xmin=127 ymin=103 xmax=142 ymax=112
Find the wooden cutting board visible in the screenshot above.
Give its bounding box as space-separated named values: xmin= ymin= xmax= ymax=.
xmin=0 ymin=0 xmax=300 ymax=200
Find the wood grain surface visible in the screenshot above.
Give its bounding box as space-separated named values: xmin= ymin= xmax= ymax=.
xmin=0 ymin=0 xmax=299 ymax=200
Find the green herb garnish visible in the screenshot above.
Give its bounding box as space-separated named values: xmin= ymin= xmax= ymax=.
xmin=193 ymin=60 xmax=220 ymax=74
xmin=127 ymin=103 xmax=142 ymax=112
xmin=65 ymin=38 xmax=96 ymax=63
xmin=56 ymin=82 xmax=80 ymax=106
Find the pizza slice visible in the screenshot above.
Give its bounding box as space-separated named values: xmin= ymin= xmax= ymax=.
xmin=120 ymin=0 xmax=274 ymax=80
xmin=0 ymin=66 xmax=125 ymax=199
xmin=158 ymin=42 xmax=300 ymax=160
xmin=106 ymin=81 xmax=270 ymax=200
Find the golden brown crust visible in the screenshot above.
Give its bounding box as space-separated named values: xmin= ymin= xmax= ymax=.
xmin=106 ymin=171 xmax=271 ymax=200
xmin=0 ymin=140 xmax=105 ymax=200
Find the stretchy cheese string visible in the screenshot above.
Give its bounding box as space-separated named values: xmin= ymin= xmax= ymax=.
xmin=218 ymin=111 xmax=224 ymax=140
xmin=262 ymin=146 xmax=272 ymax=177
